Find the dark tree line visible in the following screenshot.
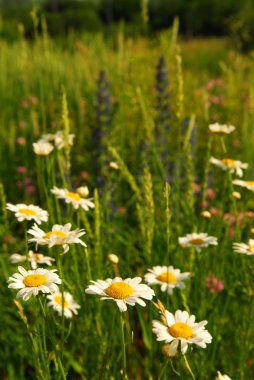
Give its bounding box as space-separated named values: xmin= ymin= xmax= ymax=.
xmin=0 ymin=0 xmax=253 ymax=50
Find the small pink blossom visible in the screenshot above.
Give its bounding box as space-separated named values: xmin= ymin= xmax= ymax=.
xmin=205 ymin=80 xmax=216 ymax=90
xmin=30 ymin=96 xmax=39 ymax=105
xmin=210 ymin=95 xmax=224 ymax=105
xmin=16 ymin=181 xmax=23 ymax=188
xmin=224 ymin=211 xmax=254 ymax=239
xmin=21 ymin=100 xmax=29 ymax=108
xmin=206 ymin=275 xmax=224 ymax=293
xmin=200 ymin=200 xmax=209 ymax=208
xmin=233 ymin=139 xmax=241 ymax=147
xmin=16 ymin=137 xmax=26 ymax=145
xmin=206 ymin=188 xmax=217 ymax=200
xmin=17 ymin=166 xmax=27 ymax=174
xmin=24 ymin=177 xmax=32 ymax=185
xmin=210 ymin=208 xmax=221 ymax=216
xmin=26 ymin=185 xmax=35 ymax=195
xmin=116 ymin=207 xmax=127 ymax=215
xmin=80 ymin=171 xmax=89 ymax=179
xmin=193 ymin=183 xmax=201 ymax=193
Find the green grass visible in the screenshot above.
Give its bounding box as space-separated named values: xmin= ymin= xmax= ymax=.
xmin=1 ymin=26 xmax=254 ymax=380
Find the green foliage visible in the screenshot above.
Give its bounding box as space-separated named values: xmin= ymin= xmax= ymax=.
xmin=228 ymin=0 xmax=254 ymax=52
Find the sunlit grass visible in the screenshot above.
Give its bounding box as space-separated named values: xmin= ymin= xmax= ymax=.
xmin=0 ymin=24 xmax=254 ymax=379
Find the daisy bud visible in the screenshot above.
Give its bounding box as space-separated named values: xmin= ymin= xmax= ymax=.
xmin=162 ymin=344 xmax=178 ymax=358
xmin=200 ymin=210 xmax=212 ymax=219
xmin=232 ymin=191 xmax=241 ymax=200
xmin=109 ymin=161 xmax=120 ymax=170
xmin=108 ymin=253 xmax=119 ymax=265
xmin=77 ymin=186 xmax=89 ymax=197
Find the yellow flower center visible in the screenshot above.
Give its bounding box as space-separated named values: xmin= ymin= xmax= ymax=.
xmin=157 ymin=272 xmax=177 ymax=284
xmin=246 ymin=181 xmax=254 ymax=186
xmin=19 ymin=208 xmax=37 ymax=216
xmin=23 ymin=274 xmax=47 ymax=287
xmin=66 ymin=192 xmax=81 ymax=202
xmin=32 ymin=253 xmax=42 ymax=261
xmin=248 ymin=245 xmax=254 ymax=251
xmin=169 ymin=322 xmax=193 ymax=339
xmin=105 ymin=282 xmax=134 ymax=299
xmin=54 ymin=295 xmax=68 ymax=307
xmin=44 ymin=231 xmax=67 ymax=239
xmin=189 ymin=238 xmax=205 ymax=245
xmin=221 ymin=158 xmax=236 ymax=167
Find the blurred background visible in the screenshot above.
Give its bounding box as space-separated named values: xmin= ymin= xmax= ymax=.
xmin=0 ymin=0 xmax=254 ymax=52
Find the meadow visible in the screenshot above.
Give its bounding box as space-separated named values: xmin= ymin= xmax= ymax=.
xmin=1 ymin=20 xmax=254 ymax=380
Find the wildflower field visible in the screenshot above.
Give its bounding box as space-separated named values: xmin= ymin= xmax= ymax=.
xmin=1 ymin=20 xmax=254 ymax=380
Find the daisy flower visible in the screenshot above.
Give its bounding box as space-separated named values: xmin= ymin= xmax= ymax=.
xmin=28 ymin=223 xmax=86 ymax=254
xmin=178 ymin=233 xmax=218 ymax=252
xmin=47 ymin=289 xmax=80 ymax=318
xmin=85 ymin=277 xmax=155 ymax=312
xmin=232 ymin=179 xmax=254 ymax=192
xmin=54 ymin=130 xmax=75 ymax=149
xmin=144 ymin=266 xmax=190 ymax=294
xmin=209 ymin=157 xmax=248 ymax=177
xmin=216 ymin=371 xmax=232 ymax=380
xmin=33 ymin=140 xmax=54 ymax=156
xmin=233 ymin=239 xmax=254 ymax=255
xmin=41 ymin=130 xmax=75 ymax=150
xmin=51 ymin=186 xmax=95 ymax=211
xmin=152 ymin=309 xmax=212 ymax=356
xmin=6 ymin=203 xmax=48 ymax=224
xmin=10 ymin=250 xmax=55 ymax=269
xmin=209 ymin=123 xmax=235 ymax=134
xmin=8 ymin=266 xmax=61 ymax=301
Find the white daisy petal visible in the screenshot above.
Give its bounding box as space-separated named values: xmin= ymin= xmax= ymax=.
xmin=28 ymin=223 xmax=86 ymax=254
xmin=178 ymin=232 xmax=218 ymax=251
xmin=209 ymin=157 xmax=248 ymax=178
xmin=152 ymin=309 xmax=212 ymax=354
xmin=51 ymin=186 xmax=94 ymax=211
xmin=233 ymin=239 xmax=254 ymax=255
xmin=85 ymin=277 xmax=154 ymax=312
xmin=216 ymin=371 xmax=232 ymax=380
xmin=233 ymin=179 xmax=254 ymax=192
xmin=47 ymin=289 xmax=80 ymax=318
xmin=6 ymin=203 xmax=48 ymax=224
xmin=181 ymin=340 xmax=188 ymax=354
xmin=167 ymin=340 xmax=179 ymax=356
xmin=144 ymin=265 xmax=190 ymax=294
xmin=33 ymin=140 xmax=54 ymax=156
xmin=209 ymin=123 xmax=235 ymax=135
xmin=8 ymin=266 xmax=62 ymax=301
xmin=165 ymin=311 xmax=175 ymax=326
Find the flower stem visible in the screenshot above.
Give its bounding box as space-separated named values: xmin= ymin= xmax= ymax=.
xmin=120 ymin=312 xmax=128 ymax=379
xmin=37 ymin=297 xmax=50 ymax=379
xmin=158 ymin=359 xmax=169 ymax=379
xmin=56 ymin=252 xmax=65 ymax=362
xmin=24 ymin=221 xmax=29 ymax=268
xmin=183 ymin=355 xmax=196 ymax=380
